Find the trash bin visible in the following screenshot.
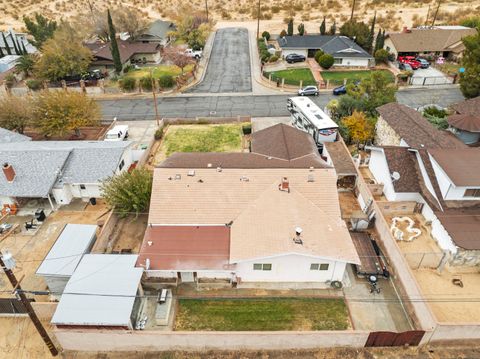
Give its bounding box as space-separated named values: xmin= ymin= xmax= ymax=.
xmin=276 ymin=78 xmax=280 ymax=87
xmin=89 ymin=198 xmax=97 ymax=205
xmin=34 ymin=209 xmax=46 ymax=222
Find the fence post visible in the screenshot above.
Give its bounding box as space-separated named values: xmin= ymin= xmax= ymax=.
xmin=80 ymin=80 xmax=86 ymax=93
xmin=281 ymin=78 xmax=285 ymax=88
xmin=61 ymin=80 xmax=67 ymax=91
xmin=326 ymin=79 xmax=330 ymax=89
xmin=343 ymin=79 xmax=347 ymax=85
xmin=299 ymin=80 xmax=303 ymax=89
xmin=268 ymin=74 xmax=271 ymax=83
xmin=100 ymin=79 xmax=105 ymax=94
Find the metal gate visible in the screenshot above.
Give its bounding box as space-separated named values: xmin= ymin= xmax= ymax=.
xmin=365 ymin=330 xmax=425 ymax=347
xmin=0 ymin=298 xmax=27 ymax=315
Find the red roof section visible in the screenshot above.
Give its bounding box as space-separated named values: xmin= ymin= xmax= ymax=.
xmin=136 ymin=226 xmax=231 ymax=270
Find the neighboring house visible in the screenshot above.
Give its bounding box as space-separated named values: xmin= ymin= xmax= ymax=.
xmin=375 ymin=103 xmax=465 ymax=149
xmin=85 ymin=40 xmax=161 ymax=71
xmin=36 ymin=224 xmax=98 ymax=295
xmin=0 ymin=128 xmax=31 ymax=143
xmin=51 ymin=254 xmax=143 ymax=329
xmin=277 ymin=35 xmax=374 ymax=67
xmin=136 ymin=124 xmax=360 ymax=287
xmin=0 ymin=30 xmax=37 ymax=55
xmin=137 ymin=20 xmax=176 ymax=47
xmin=447 ymin=97 xmax=480 ymax=145
xmin=384 ymin=26 xmax=477 ymax=60
xmin=0 ymin=139 xmax=133 ymax=209
xmin=0 ymin=55 xmax=21 ymax=73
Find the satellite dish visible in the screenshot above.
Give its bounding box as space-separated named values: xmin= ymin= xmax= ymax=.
xmin=391 ymin=172 xmax=401 ymax=181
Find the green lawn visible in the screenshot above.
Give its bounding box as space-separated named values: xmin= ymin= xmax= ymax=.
xmin=161 ymin=124 xmax=244 ymax=156
xmin=265 ymin=68 xmax=316 ymax=86
xmin=435 ymin=63 xmax=461 ymax=76
xmin=321 ymin=70 xmax=395 ymax=85
xmin=125 ymin=64 xmax=195 ymax=79
xmin=174 ymin=298 xmax=350 ymax=331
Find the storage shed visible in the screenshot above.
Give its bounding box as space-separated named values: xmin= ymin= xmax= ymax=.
xmin=36 ymin=224 xmax=97 ymax=295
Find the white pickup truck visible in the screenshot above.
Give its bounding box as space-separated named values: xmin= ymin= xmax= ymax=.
xmin=184 ymin=48 xmax=203 ymax=59
xmin=104 ymin=125 xmax=129 ymax=141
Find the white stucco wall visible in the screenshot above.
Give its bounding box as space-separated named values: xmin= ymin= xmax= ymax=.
xmin=368 ymin=149 xmax=396 ymax=201
xmin=333 ymin=57 xmax=370 ymax=67
xmin=145 ymin=270 xmax=232 ymax=280
xmin=421 ymin=202 xmax=457 ymax=254
xmin=0 ymin=196 xmax=15 ymax=206
xmin=383 ymin=38 xmax=398 ymax=58
xmin=235 ymin=254 xmax=347 ymax=283
xmin=52 ymin=186 xmax=73 ymax=206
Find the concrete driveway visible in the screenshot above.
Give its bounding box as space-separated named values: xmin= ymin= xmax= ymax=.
xmin=411 ymin=66 xmax=453 ymax=86
xmin=186 ymin=28 xmax=252 ymax=93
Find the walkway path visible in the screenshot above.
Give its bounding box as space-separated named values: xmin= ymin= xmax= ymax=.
xmin=307 ymin=58 xmax=323 ymax=84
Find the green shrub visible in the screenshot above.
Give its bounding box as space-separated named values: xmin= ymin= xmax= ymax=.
xmin=397 ymin=70 xmax=413 ymax=80
xmin=242 ymin=123 xmax=252 ymax=135
xmin=118 ymin=77 xmax=136 ymax=91
xmin=4 ymin=74 xmax=15 ymax=88
xmin=158 ymin=74 xmax=174 ymax=88
xmin=269 ymin=55 xmax=279 ymax=62
xmin=374 ymin=49 xmax=389 ymax=64
xmin=280 ymin=29 xmax=287 ymax=37
xmin=318 ymin=54 xmax=334 ymax=69
xmin=423 ymin=106 xmax=447 ymax=119
xmin=26 ymin=79 xmax=42 ymax=91
xmin=123 ymin=64 xmax=134 ymax=73
xmin=262 ymin=31 xmax=271 ymax=40
xmin=154 ymin=126 xmax=164 ymax=140
xmin=314 ymin=50 xmax=324 ymax=64
xmin=140 ymin=76 xmax=153 ymax=91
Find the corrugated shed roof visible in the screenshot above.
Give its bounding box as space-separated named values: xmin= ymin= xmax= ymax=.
xmin=36 ymin=224 xmax=97 ymax=277
xmin=137 ymin=226 xmax=230 ymax=270
xmin=324 ymin=141 xmax=356 ymax=175
xmin=429 ymin=148 xmax=480 ymax=186
xmin=51 ymin=254 xmax=143 ymax=327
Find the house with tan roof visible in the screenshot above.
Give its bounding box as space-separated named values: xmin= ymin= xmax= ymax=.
xmin=447 ymin=96 xmax=480 ymax=145
xmin=137 ymin=124 xmax=360 ymax=287
xmin=384 ymin=26 xmax=476 ymax=59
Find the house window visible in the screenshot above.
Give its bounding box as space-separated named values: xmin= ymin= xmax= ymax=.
xmin=80 ymin=184 xmax=86 ymax=190
xmin=334 ymin=58 xmax=343 ymax=65
xmin=310 ymin=263 xmax=329 ymax=271
xmin=253 ymin=263 xmax=272 ymax=271
xmin=464 ymin=189 xmax=480 ymax=198
xmin=119 ymin=159 xmax=125 ymax=171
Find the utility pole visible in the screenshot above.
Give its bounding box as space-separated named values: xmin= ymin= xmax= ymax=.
xmin=425 ymin=5 xmax=430 ymax=26
xmin=205 ymin=0 xmax=209 ymax=22
xmin=256 ymin=0 xmax=261 ymax=40
xmin=350 ymin=0 xmax=357 ymax=21
xmin=431 ymin=0 xmax=441 ymax=27
xmin=150 ymin=68 xmax=160 ymax=126
xmin=0 ymin=252 xmax=58 ymax=356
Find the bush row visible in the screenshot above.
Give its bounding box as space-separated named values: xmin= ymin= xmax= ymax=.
xmin=118 ymin=75 xmax=175 ymax=92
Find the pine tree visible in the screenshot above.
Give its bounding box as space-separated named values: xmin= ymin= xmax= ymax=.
xmin=298 ymin=23 xmax=305 ymax=36
xmin=2 ymin=33 xmax=12 ymax=55
xmin=11 ymin=32 xmax=20 ymax=55
xmin=367 ymin=12 xmax=376 ymax=54
xmin=329 ymin=21 xmax=336 ymax=35
xmin=287 ymin=19 xmax=294 ymax=36
xmin=374 ymin=29 xmax=382 ymax=52
xmin=379 ymin=29 xmax=386 ymax=49
xmin=107 ymin=9 xmax=122 ymax=74
xmin=320 ymin=17 xmax=326 ymax=35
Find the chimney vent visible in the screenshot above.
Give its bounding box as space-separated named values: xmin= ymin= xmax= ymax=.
xmin=2 ymin=163 xmax=15 ymax=183
xmin=279 ymin=177 xmax=290 ymax=192
xmin=293 ymin=227 xmax=303 ymax=244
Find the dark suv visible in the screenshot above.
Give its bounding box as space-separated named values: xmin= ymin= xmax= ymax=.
xmin=285 ymin=53 xmax=306 ymax=64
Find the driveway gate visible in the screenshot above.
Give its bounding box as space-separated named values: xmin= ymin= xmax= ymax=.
xmin=365 ymin=330 xmax=425 ymax=347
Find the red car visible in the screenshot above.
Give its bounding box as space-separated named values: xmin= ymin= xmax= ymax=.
xmin=398 ymin=56 xmax=421 ymax=70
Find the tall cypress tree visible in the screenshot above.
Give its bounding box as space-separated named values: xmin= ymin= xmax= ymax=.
xmin=379 ymin=29 xmax=386 ymax=49
xmin=367 ymin=12 xmax=376 ymax=54
xmin=287 ymin=19 xmax=294 ymax=36
xmin=21 ymin=41 xmax=28 ymax=55
xmin=374 ymin=29 xmax=382 ymax=53
xmin=329 ymin=20 xmax=336 ymax=35
xmin=2 ymin=32 xmax=12 ymax=55
xmin=320 ymin=17 xmax=326 ymax=35
xmin=108 ymin=9 xmax=122 ymax=74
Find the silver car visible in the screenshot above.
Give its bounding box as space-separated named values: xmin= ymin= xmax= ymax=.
xmin=298 ymin=85 xmax=319 ymax=96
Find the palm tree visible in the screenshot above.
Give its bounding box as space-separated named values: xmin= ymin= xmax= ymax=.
xmin=15 ymin=53 xmax=36 ymax=77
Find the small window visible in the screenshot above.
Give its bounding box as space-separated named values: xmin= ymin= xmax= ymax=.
xmin=310 ymin=263 xmax=319 ymax=270
xmin=253 ymin=263 xmax=272 ymax=271
xmin=464 ymin=189 xmax=480 ymax=198
xmin=80 ymin=184 xmax=86 ymax=190
xmin=334 ymin=58 xmax=342 ymax=65
xmin=319 ymin=264 xmax=329 ymax=271
xmin=119 ymin=159 xmax=125 ymax=171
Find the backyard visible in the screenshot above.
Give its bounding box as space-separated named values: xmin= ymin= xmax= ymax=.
xmin=154 ymin=123 xmax=246 ymax=163
xmin=321 ymin=70 xmax=395 ymax=85
xmin=264 ymin=68 xmax=316 ymax=86
xmin=174 ymin=298 xmax=351 ymax=331
xmin=124 ymin=64 xmax=195 ymax=79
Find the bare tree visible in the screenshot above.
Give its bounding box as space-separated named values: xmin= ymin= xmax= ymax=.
xmin=163 ymin=47 xmax=193 ymax=74
xmin=115 ymin=5 xmax=148 ymax=40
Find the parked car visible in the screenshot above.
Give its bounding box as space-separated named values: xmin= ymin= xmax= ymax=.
xmin=398 ymin=63 xmax=413 ymax=71
xmin=285 ymin=53 xmax=306 ymax=64
xmin=104 ymin=124 xmax=129 ymax=141
xmin=184 ymin=49 xmax=202 ymax=59
xmin=415 ymin=57 xmax=430 ymax=68
xmin=332 ymin=81 xmax=360 ymax=96
xmin=298 ymin=85 xmax=319 ymax=96
xmin=398 ymin=56 xmax=420 ymax=70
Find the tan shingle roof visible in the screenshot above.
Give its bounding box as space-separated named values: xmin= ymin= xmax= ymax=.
xmin=429 ymin=148 xmax=480 ymax=186
xmin=451 ymin=97 xmax=480 ymax=117
xmin=387 ymin=28 xmax=476 ymax=53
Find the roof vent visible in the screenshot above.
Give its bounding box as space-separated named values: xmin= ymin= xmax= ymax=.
xmin=207 ymin=163 xmax=213 ymax=168
xmin=240 ymin=176 xmax=249 ymax=182
xmin=293 ymin=227 xmax=303 ymax=245
xmin=187 ymin=170 xmax=195 ymax=176
xmin=217 ymin=167 xmax=222 ymax=172
xmin=308 ymin=174 xmax=315 ymax=182
xmin=175 ymin=174 xmax=181 ymax=180
xmin=147 ymin=241 xmax=153 ymax=246
xmin=279 ymin=177 xmax=290 ymax=192
xmin=2 ymin=163 xmax=15 ymax=183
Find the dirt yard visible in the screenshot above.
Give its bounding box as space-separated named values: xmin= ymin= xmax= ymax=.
xmin=23 ymin=126 xmax=109 ymax=141
xmin=338 ymin=191 xmax=362 ymax=220
xmin=110 ymin=214 xmax=148 ymax=254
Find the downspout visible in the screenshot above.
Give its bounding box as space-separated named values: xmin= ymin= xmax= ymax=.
xmin=47 ymin=194 xmax=55 ymax=211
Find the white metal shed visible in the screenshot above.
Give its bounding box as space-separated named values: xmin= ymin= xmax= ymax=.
xmin=36 ymin=224 xmax=97 ymax=295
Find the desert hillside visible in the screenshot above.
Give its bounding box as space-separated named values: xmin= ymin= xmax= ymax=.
xmin=1 ymin=0 xmax=479 ymax=33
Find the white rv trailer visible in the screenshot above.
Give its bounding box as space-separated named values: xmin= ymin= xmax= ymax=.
xmin=287 ymin=96 xmax=338 ymax=146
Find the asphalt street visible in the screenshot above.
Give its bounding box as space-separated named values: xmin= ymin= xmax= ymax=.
xmin=100 ymin=87 xmax=465 ymax=121
xmin=186 ymin=28 xmax=252 ymax=93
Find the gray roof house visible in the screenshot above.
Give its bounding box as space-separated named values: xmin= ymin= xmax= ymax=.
xmin=0 ymin=30 xmax=37 ymax=55
xmin=0 ymin=139 xmax=133 ymax=209
xmin=0 ymin=128 xmax=31 ymax=143
xmin=277 ymin=35 xmax=374 ymax=67
xmin=137 ymin=20 xmax=176 ymax=46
